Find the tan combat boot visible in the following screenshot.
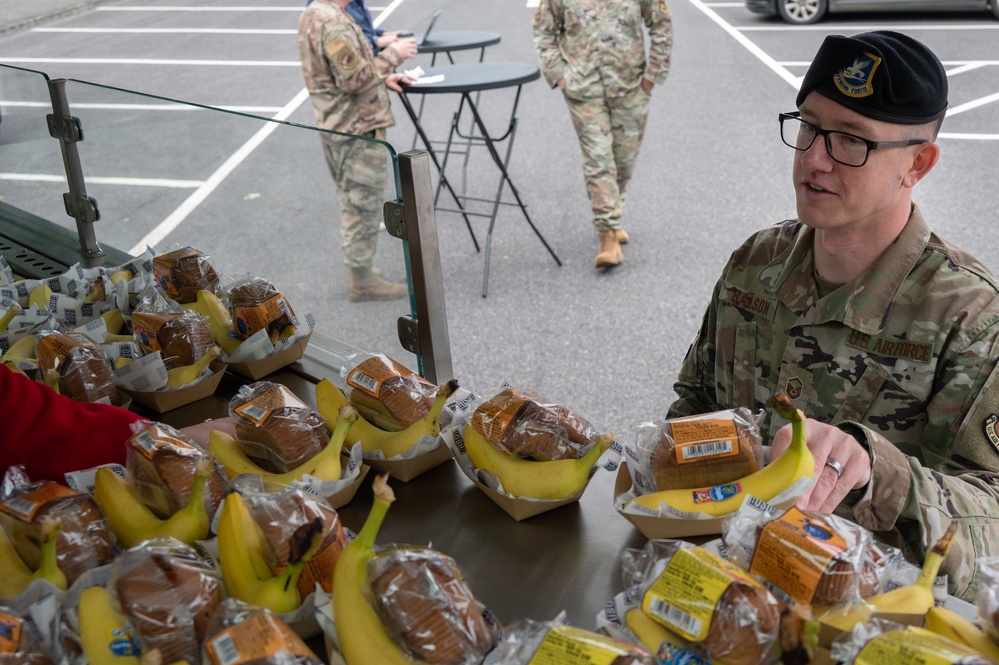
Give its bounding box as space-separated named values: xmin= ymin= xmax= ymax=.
xmin=349 ymin=267 xmax=408 ymax=302
xmin=595 ymin=230 xmax=623 ymax=268
xmin=615 ymin=228 xmax=629 ymax=244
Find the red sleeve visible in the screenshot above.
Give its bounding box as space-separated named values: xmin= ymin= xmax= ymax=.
xmin=0 ymin=364 xmax=146 ymax=483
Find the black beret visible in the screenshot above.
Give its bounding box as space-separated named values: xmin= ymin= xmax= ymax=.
xmin=796 ymin=31 xmax=947 ymax=125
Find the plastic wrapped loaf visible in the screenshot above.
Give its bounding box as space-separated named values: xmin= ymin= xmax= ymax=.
xmin=125 ymin=421 xmax=228 ymax=520
xmin=0 ymin=601 xmax=57 ymax=665
xmin=345 ymin=354 xmax=437 ymax=431
xmin=482 ymin=619 xmax=654 ymax=665
xmin=228 ymin=275 xmax=296 ymax=343
xmin=367 ymin=547 xmax=500 ymax=665
xmin=724 ymin=506 xmax=889 ymax=607
xmin=202 ymin=598 xmax=324 ymax=665
xmin=830 ymin=619 xmax=994 ymax=664
xmin=130 ymin=310 xmax=215 ymax=370
xmin=110 ymin=537 xmax=224 ymax=665
xmin=241 ymin=484 xmax=346 ymax=597
xmin=152 ymin=246 xmax=220 ymax=305
xmin=469 ymin=387 xmax=599 ymax=461
xmin=622 ymin=539 xmax=780 ymax=665
xmin=35 ymin=332 xmax=115 ymax=403
xmin=0 ymin=480 xmax=114 ymax=586
xmin=229 ymin=382 xmax=329 ymax=473
xmin=639 ymin=408 xmax=763 ymax=491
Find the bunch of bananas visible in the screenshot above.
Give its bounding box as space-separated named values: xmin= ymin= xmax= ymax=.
xmin=181 ymin=289 xmax=242 ymax=356
xmin=924 ymin=606 xmax=999 ymax=661
xmin=78 ymin=585 xmax=142 ymax=665
xmin=0 ymin=516 xmax=67 ymax=598
xmin=209 ymin=405 xmax=355 ymax=484
xmin=315 ymin=378 xmax=458 ymax=460
xmin=460 ymin=426 xmax=613 ymax=501
xmin=93 ymin=458 xmax=213 ymax=549
xmin=624 ymin=394 xmax=815 ymax=517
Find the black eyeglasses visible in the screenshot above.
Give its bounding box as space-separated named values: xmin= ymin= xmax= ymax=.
xmin=779 ymin=112 xmax=928 ymax=167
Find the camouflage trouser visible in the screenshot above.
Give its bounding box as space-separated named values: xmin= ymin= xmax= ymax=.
xmin=321 ymin=128 xmax=389 ymax=270
xmin=564 ymin=85 xmax=651 ymax=232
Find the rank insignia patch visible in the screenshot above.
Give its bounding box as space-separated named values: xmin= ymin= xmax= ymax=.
xmin=785 ymin=377 xmax=803 ymax=401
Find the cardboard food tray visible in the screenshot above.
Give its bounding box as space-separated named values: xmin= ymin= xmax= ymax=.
xmin=360 ymin=440 xmax=453 ymax=482
xmin=325 ymin=460 xmax=370 ymax=510
xmin=121 ymin=361 xmax=225 ymax=413
xmin=224 ymin=334 xmax=310 ymax=380
xmin=613 ymin=460 xmax=798 ymax=540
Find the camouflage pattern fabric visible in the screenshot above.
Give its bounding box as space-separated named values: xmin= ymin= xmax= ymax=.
xmin=321 ymin=129 xmax=388 ymax=270
xmin=668 ymin=205 xmax=999 ymax=600
xmin=298 ymin=0 xmax=403 ymax=136
xmin=532 ymin=0 xmax=672 ymax=232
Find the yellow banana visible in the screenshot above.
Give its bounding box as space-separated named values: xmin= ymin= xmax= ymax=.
xmin=101 ymin=309 xmax=126 ymax=335
xmin=78 ymin=585 xmax=142 ymax=665
xmin=28 ymin=283 xmax=53 ymax=310
xmin=0 ymin=516 xmax=67 ymax=598
xmin=208 ymin=406 xmax=355 ymax=483
xmin=216 ymin=490 xmax=319 ymax=614
xmin=461 ymin=426 xmax=612 ymax=500
xmin=114 ymin=357 xmax=134 ymax=370
xmin=333 ymin=472 xmax=411 ymax=665
xmin=181 ymin=290 xmax=241 ymax=356
xmin=2 ymin=334 xmax=36 ymax=362
xmin=628 ymin=394 xmax=814 ymax=516
xmin=164 ymin=346 xmax=220 ymax=388
xmin=0 ymin=302 xmax=21 ymax=333
xmin=315 ymin=378 xmax=459 ymax=459
xmin=925 ymin=606 xmax=999 ymax=662
xmin=44 ymin=368 xmax=61 ymax=394
xmin=106 ymin=333 xmax=136 ymax=344
xmin=93 ymin=459 xmax=212 ymax=548
xmin=109 ymin=270 xmax=132 ymax=285
xmin=820 ymin=521 xmax=959 ymax=631
xmin=625 ymin=608 xmax=706 ymax=661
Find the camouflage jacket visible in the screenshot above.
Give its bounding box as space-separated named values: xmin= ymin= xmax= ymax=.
xmin=297 ymin=0 xmax=403 ymax=135
xmin=532 ymin=0 xmax=673 ymax=100
xmin=668 ymin=205 xmax=999 ymax=600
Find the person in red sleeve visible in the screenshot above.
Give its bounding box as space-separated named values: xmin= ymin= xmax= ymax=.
xmin=0 ymin=364 xmax=235 ymax=483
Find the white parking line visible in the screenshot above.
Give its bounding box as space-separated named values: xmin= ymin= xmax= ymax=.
xmin=0 ymin=174 xmax=205 ymax=188
xmin=1 ymin=101 xmax=285 ymax=113
xmin=739 ymin=23 xmax=999 ymax=30
xmin=0 ymin=58 xmax=299 ymax=67
xmin=96 ymin=6 xmax=304 ymax=11
xmin=34 ymin=28 xmax=298 ymax=34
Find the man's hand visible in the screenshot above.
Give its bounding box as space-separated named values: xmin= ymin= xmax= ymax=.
xmin=179 ymin=416 xmax=235 ymax=448
xmin=386 ymin=37 xmax=418 ymax=61
xmin=377 ymin=31 xmax=405 ymax=48
xmin=641 ymin=78 xmax=654 ymax=92
xmin=386 ymin=72 xmax=416 ymax=93
xmin=769 ymin=418 xmax=871 ymax=513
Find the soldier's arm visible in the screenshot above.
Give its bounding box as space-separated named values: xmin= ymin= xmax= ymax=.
xmin=667 ymin=286 xmax=723 ymax=419
xmin=322 ymin=23 xmax=398 ymax=95
xmin=642 ymin=0 xmax=673 ymax=86
xmin=531 ymin=0 xmax=567 ymax=89
xmin=843 ymin=323 xmax=999 ymax=600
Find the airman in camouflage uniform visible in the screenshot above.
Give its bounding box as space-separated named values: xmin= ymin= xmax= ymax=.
xmin=668 ymin=32 xmax=999 ymax=600
xmin=298 ymin=0 xmax=415 ymax=301
xmin=532 ymin=0 xmax=672 ymax=268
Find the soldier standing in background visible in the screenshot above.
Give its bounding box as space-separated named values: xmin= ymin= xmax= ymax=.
xmin=669 ymin=31 xmax=999 ymax=600
xmin=298 ymin=0 xmax=417 ymax=301
xmin=532 ymin=0 xmax=672 ymax=269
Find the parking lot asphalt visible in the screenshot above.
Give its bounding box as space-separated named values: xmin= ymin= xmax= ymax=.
xmin=1 ymin=0 xmax=116 ymax=35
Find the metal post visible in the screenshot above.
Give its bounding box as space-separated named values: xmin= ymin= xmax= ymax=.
xmin=396 ymin=151 xmax=454 ymax=385
xmin=47 ymin=78 xmax=104 ymax=265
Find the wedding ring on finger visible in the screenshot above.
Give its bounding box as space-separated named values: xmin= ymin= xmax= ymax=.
xmin=825 ymin=457 xmax=845 ymax=479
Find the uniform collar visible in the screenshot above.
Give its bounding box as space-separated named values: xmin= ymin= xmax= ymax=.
xmin=760 ymin=204 xmax=930 ymax=334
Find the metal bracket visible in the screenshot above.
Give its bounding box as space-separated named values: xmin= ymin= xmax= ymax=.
xmin=63 ymin=193 xmax=100 ymax=225
xmin=383 ymin=201 xmax=407 ymax=240
xmin=397 ymin=314 xmax=421 ymax=355
xmin=46 ymin=113 xmax=84 ymax=143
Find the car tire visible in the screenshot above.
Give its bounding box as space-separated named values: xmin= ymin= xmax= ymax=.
xmin=776 ymin=0 xmax=827 ymax=23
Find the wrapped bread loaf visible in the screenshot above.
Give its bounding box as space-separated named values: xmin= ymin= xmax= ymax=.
xmin=126 ymin=422 xmax=227 ymax=519
xmin=645 ymin=409 xmax=762 ymax=490
xmin=469 ymin=387 xmax=598 ymax=461
xmin=244 ymin=488 xmax=345 ymax=597
xmin=131 ymin=311 xmax=215 ymax=370
xmin=831 ymin=621 xmax=995 ymax=665
xmin=35 ymin=333 xmax=115 ymax=403
xmin=229 ymin=382 xmax=329 ymax=473
xmin=228 ymin=276 xmax=296 ymax=343
xmin=0 ymin=481 xmax=114 ymax=586
xmin=724 ymin=506 xmax=882 ymax=607
xmin=346 ymin=354 xmax=436 ymax=430
xmin=369 ymin=548 xmax=499 ymax=665
xmin=112 ymin=541 xmax=224 ymax=665
xmin=638 ymin=543 xmax=780 ymax=665
xmin=152 ymin=246 xmax=220 ymax=305
xmin=0 ymin=604 xmax=57 ymax=665
xmin=203 ymin=598 xmax=324 ymax=665
xmin=481 ymin=619 xmax=653 ymax=665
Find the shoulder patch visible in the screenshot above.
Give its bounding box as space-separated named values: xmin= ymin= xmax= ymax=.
xmin=984 ymin=414 xmax=999 ymax=448
xmin=325 ymin=36 xmax=349 ymax=58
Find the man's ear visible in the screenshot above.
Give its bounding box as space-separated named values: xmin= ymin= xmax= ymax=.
xmin=903 ymin=141 xmax=940 ymax=188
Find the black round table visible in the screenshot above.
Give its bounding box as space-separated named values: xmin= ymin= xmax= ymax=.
xmin=416 ymin=30 xmax=501 ymax=59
